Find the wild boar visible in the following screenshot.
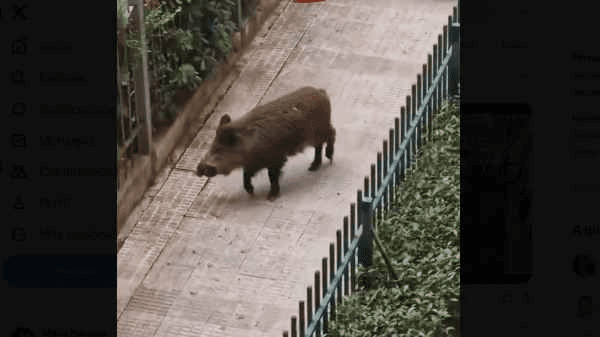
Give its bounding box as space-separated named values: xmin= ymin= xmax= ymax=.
xmin=197 ymin=86 xmax=336 ymax=201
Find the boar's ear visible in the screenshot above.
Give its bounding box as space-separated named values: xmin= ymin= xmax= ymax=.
xmin=218 ymin=128 xmax=238 ymax=147
xmin=220 ymin=114 xmax=231 ymax=126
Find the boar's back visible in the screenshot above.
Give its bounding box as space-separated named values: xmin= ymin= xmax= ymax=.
xmin=226 ymin=87 xmax=331 ymax=158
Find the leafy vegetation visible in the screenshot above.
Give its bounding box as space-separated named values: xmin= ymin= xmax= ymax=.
xmin=117 ymin=0 xmax=238 ymax=124
xmin=328 ymin=101 xmax=460 ymax=337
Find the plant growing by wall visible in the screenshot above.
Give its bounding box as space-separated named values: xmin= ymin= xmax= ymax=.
xmin=118 ymin=0 xmax=238 ymax=124
xmin=200 ymin=0 xmax=237 ymax=59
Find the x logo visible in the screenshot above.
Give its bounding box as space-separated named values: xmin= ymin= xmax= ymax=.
xmin=13 ymin=3 xmax=29 ymax=21
xmin=12 ymin=35 xmax=29 ymax=55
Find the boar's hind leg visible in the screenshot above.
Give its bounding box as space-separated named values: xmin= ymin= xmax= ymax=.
xmin=243 ymin=168 xmax=256 ymax=194
xmin=267 ymin=164 xmax=284 ymax=201
xmin=325 ymin=127 xmax=336 ymax=160
xmin=308 ymin=145 xmax=323 ymax=171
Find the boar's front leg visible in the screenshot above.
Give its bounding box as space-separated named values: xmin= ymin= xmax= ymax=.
xmin=308 ymin=144 xmax=323 ymax=171
xmin=243 ymin=168 xmax=256 ymax=195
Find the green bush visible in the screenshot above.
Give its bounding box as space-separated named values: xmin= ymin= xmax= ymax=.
xmin=118 ymin=0 xmax=237 ymax=122
xmin=328 ymin=101 xmax=460 ymax=337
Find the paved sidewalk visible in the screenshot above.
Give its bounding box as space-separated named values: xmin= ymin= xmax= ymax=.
xmin=117 ymin=0 xmax=457 ymax=336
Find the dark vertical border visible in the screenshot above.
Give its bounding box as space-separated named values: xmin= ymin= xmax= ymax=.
xmin=459 ymin=0 xmax=543 ymax=336
xmin=2 ymin=0 xmax=116 ymax=336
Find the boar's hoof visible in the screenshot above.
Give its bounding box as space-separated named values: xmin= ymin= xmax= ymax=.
xmin=267 ymin=187 xmax=280 ymax=201
xmin=204 ymin=166 xmax=217 ymax=177
xmin=267 ymin=191 xmax=280 ymax=201
xmin=308 ymin=161 xmax=321 ymax=171
xmin=197 ymin=164 xmax=217 ymax=177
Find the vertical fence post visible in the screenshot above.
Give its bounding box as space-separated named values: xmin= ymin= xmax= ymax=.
xmin=411 ymin=85 xmax=418 ymax=168
xmin=449 ymin=11 xmax=460 ymax=99
xmin=135 ymin=0 xmax=153 ymax=156
xmin=299 ymin=302 xmax=305 ymax=337
xmin=322 ymin=258 xmax=328 ymax=334
xmin=422 ymin=63 xmax=428 ymax=146
xmin=357 ymin=189 xmax=373 ymax=268
xmin=370 ymin=164 xmax=376 ymax=225
xmin=343 ymin=217 xmax=349 ymax=297
xmin=437 ymin=34 xmax=443 ymax=105
xmin=314 ymin=271 xmax=321 ymax=337
xmin=375 ymin=154 xmax=382 ymax=225
xmin=329 ymin=243 xmax=336 ymax=321
xmin=427 ymin=54 xmax=433 ymax=143
xmin=433 ymin=41 xmax=440 ymax=120
xmin=291 ymin=316 xmax=297 ymax=337
xmin=400 ymin=106 xmax=407 ymax=182
xmin=350 ymin=203 xmax=356 ymax=293
xmin=116 ymin=47 xmax=127 ymax=146
xmin=416 ymin=74 xmax=422 ymax=151
xmin=237 ymin=0 xmax=243 ymax=30
xmin=336 ymin=230 xmax=342 ymax=305
xmin=443 ymin=25 xmax=448 ymax=101
xmin=395 ymin=117 xmax=402 ymax=187
xmin=388 ymin=130 xmax=394 ymax=207
xmin=307 ymin=287 xmax=312 ymax=334
xmin=407 ymin=94 xmax=414 ymax=170
xmin=455 ymin=2 xmax=459 ymax=22
xmin=383 ymin=140 xmax=389 ymax=213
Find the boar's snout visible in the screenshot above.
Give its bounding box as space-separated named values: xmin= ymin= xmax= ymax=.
xmin=197 ymin=163 xmax=217 ymax=177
